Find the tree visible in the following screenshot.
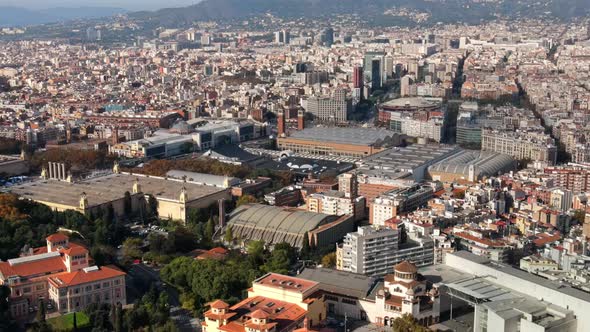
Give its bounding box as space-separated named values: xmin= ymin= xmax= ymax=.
xmin=122 ymin=238 xmax=143 ymax=265
xmin=247 ymin=240 xmax=265 ymax=265
xmin=148 ymin=233 xmax=167 ymax=253
xmin=321 ymin=252 xmax=336 ymax=268
xmin=573 ymin=209 xmax=586 ymax=224
xmin=236 ymin=194 xmax=257 ymax=207
xmin=103 ymin=203 xmax=115 ymax=223
xmin=123 ymin=191 xmax=132 ymax=217
xmin=224 ymin=227 xmax=233 ymax=243
xmin=263 ymin=248 xmax=291 ymax=274
xmin=205 ymin=218 xmax=215 ymax=242
xmin=391 ymin=314 xmax=429 ymax=332
xmin=0 ymin=285 xmax=16 ymax=331
xmin=36 ymin=298 xmax=46 ymax=323
xmin=148 ymin=195 xmax=159 ymax=218
xmin=72 ymin=311 xmax=78 ymax=331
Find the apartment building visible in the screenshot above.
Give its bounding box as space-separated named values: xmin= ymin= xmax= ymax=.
xmin=544 ymin=166 xmax=590 ymax=193
xmin=336 ymin=226 xmax=434 ymax=276
xmin=370 ymin=185 xmax=434 ymax=226
xmin=304 ymin=89 xmax=352 ymax=122
xmin=481 ymin=128 xmax=557 ymax=164
xmin=0 ymin=234 xmax=126 ymax=318
xmin=306 ymin=191 xmax=366 ymax=221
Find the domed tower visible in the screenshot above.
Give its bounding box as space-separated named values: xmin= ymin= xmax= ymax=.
xmin=393 ymin=261 xmax=418 ymax=283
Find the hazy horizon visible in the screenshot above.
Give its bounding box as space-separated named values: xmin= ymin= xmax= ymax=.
xmin=0 ymin=0 xmax=202 ymax=11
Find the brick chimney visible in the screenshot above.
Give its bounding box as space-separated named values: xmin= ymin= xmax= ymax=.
xmin=277 ymin=110 xmax=286 ymax=137
xmin=297 ymin=110 xmax=305 ymax=131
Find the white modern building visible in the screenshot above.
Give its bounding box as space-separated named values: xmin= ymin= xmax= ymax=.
xmin=442 ymin=251 xmax=588 ymax=332
xmin=336 ymin=226 xmax=434 ymax=276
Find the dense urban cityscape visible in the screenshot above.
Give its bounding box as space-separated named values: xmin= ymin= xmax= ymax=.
xmin=0 ymin=0 xmax=590 ymax=331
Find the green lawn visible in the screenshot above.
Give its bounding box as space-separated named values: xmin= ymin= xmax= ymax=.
xmin=47 ymin=312 xmax=91 ymax=331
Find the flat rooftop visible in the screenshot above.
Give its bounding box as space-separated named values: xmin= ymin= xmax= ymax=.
xmin=297 ymin=267 xmax=378 ymax=299
xmin=286 ymin=127 xmax=397 ymax=146
xmin=10 ymin=173 xmax=226 ymax=208
xmin=255 ymin=272 xmax=318 ymax=293
xmin=356 ymin=144 xmax=461 ymax=178
xmin=449 ymin=251 xmax=590 ymax=303
xmin=381 ymin=97 xmax=442 ymax=110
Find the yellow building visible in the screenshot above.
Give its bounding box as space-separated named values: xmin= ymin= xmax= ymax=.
xmin=202 ymin=273 xmax=326 ymax=332
xmin=10 ymin=171 xmax=230 ymax=223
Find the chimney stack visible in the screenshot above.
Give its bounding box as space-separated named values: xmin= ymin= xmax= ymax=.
xmin=297 ymin=110 xmax=305 ymax=131
xmin=218 ymin=198 xmax=226 ymax=227
xmin=112 ymin=127 xmax=120 ymax=145
xmin=277 ymin=110 xmax=285 ymax=137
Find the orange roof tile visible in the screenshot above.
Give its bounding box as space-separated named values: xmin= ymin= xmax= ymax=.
xmin=46 ymin=233 xmax=69 ymax=242
xmin=49 ymin=265 xmax=125 ymax=288
xmin=245 ymin=321 xmax=277 ymax=330
xmin=219 ymin=321 xmax=246 ymax=332
xmin=209 ymin=299 xmax=230 ymax=309
xmin=0 ymin=256 xmax=66 ymax=278
xmin=250 ymin=309 xmax=270 ymax=319
xmin=255 ymin=273 xmax=318 ymax=293
xmin=394 ymin=261 xmax=417 ymax=273
xmin=61 ymin=246 xmax=88 ymax=256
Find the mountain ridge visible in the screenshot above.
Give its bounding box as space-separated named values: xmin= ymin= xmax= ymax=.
xmin=0 ymin=6 xmax=127 ymax=27
xmin=130 ymin=0 xmax=590 ymax=27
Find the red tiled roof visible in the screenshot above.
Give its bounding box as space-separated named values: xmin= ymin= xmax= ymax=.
xmin=219 ymin=321 xmax=246 ymax=332
xmin=209 ymin=299 xmax=230 ymax=309
xmin=204 ymin=310 xmax=237 ymax=321
xmin=61 ymin=246 xmax=88 ymax=256
xmin=533 ymin=233 xmax=561 ymax=247
xmin=384 ymin=294 xmax=403 ymax=306
xmin=46 ymin=233 xmax=69 ymax=242
xmin=245 ymin=321 xmax=277 ymax=331
xmin=231 ymin=296 xmax=307 ymax=327
xmin=196 ymin=247 xmax=229 ymax=261
xmin=49 ymin=265 xmax=125 ymax=288
xmin=394 ymin=261 xmax=417 ymax=273
xmin=250 ymin=309 xmax=270 ymax=319
xmin=454 ymin=232 xmax=506 ymax=247
xmin=0 ymin=256 xmax=66 ymax=278
xmin=255 ymin=273 xmax=318 ymax=293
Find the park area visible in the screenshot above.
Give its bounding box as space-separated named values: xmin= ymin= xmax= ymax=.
xmin=47 ymin=312 xmax=91 ymax=331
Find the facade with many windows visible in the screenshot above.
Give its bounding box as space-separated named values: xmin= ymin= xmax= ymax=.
xmin=0 ymin=233 xmax=126 ymax=318
xmin=336 ymin=226 xmax=434 ymax=276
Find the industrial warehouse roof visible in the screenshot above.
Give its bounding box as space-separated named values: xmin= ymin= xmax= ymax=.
xmin=356 ymin=144 xmax=462 ymax=179
xmin=287 ymin=127 xmax=398 ymax=146
xmin=227 ymin=204 xmax=333 ymax=248
xmin=428 ymin=150 xmax=515 ymax=179
xmin=10 ymin=173 xmax=226 ymax=208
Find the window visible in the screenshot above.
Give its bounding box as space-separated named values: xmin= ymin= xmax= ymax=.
xmin=325 ymin=295 xmax=339 ymax=302
xmin=342 ymin=298 xmax=356 ymax=305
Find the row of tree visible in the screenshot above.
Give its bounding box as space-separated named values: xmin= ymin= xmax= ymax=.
xmin=160 ymin=241 xmax=297 ymax=314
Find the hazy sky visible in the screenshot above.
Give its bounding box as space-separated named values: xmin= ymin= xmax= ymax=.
xmin=0 ymin=0 xmax=202 ymax=10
